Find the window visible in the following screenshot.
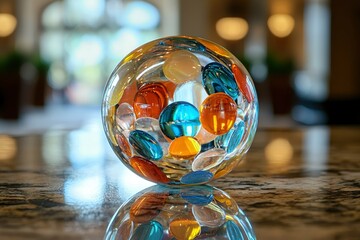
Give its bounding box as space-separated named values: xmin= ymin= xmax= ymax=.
xmin=41 ymin=0 xmax=178 ymax=105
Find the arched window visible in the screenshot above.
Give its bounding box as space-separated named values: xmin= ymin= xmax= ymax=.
xmin=41 ymin=0 xmax=178 ymax=105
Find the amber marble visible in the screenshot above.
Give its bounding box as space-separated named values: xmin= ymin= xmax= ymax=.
xmin=0 ymin=125 xmax=359 ymax=239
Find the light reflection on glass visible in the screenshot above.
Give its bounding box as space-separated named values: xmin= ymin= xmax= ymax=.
xmin=0 ymin=135 xmax=17 ymax=161
xmin=105 ymin=185 xmax=256 ymax=240
xmin=265 ymin=138 xmax=293 ymax=170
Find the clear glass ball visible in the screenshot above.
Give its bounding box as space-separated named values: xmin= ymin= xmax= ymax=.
xmin=104 ymin=185 xmax=256 ymax=240
xmin=102 ymin=36 xmax=258 ymax=185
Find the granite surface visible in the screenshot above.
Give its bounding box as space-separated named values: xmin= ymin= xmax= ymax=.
xmin=0 ymin=125 xmax=359 ymax=239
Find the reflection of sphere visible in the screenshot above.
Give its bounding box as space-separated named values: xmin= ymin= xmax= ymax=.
xmin=104 ymin=185 xmax=256 ymax=240
xmin=102 ymin=36 xmax=258 ymax=185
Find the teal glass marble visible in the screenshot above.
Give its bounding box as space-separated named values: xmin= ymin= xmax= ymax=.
xmin=202 ymin=62 xmax=240 ymax=101
xmin=102 ymin=36 xmax=258 ymax=185
xmin=130 ymin=221 xmax=163 ymax=240
xmin=159 ymin=101 xmax=201 ymax=140
xmin=129 ymin=130 xmax=163 ymax=160
xmin=104 ymin=185 xmax=256 ymax=240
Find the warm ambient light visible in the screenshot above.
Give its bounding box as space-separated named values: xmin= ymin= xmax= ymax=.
xmin=0 ymin=13 xmax=17 ymax=37
xmin=265 ymin=138 xmax=293 ymax=165
xmin=216 ymin=17 xmax=249 ymax=41
xmin=267 ymin=14 xmax=295 ymax=38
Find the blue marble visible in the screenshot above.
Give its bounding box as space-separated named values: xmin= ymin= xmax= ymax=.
xmin=130 ymin=220 xmax=164 ymax=240
xmin=129 ymin=130 xmax=163 ymax=160
xmin=202 ymin=62 xmax=240 ymax=101
xmin=180 ymin=186 xmax=214 ymax=206
xmin=180 ymin=170 xmax=214 ymax=184
xmin=215 ymin=121 xmax=245 ymax=154
xmin=225 ymin=220 xmax=244 ymax=240
xmin=159 ymin=101 xmax=201 ymax=140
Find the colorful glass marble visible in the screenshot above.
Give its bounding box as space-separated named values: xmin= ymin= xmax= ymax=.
xmin=130 ymin=156 xmax=169 ymax=184
xmin=231 ymin=64 xmax=253 ymax=103
xmin=202 ymin=62 xmax=240 ymax=101
xmin=129 ymin=220 xmax=163 ymax=240
xmin=133 ymin=82 xmax=169 ymax=118
xmin=180 ymin=170 xmax=214 ymax=185
xmin=115 ymin=103 xmax=136 ymax=131
xmin=169 ymin=217 xmax=201 ymax=240
xmin=192 ymin=148 xmax=226 ymax=171
xmin=104 ymin=185 xmax=256 ymax=240
xmin=102 ymin=36 xmax=258 ymax=185
xmin=200 ymin=92 xmax=238 ymax=135
xmin=129 ymin=130 xmax=163 ymax=160
xmin=159 ymin=101 xmax=201 ymax=140
xmin=163 ymin=50 xmax=201 ymax=84
xmin=168 ymin=136 xmax=201 ymax=159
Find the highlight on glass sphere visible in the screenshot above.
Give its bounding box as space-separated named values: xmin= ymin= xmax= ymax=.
xmin=104 ymin=185 xmax=256 ymax=240
xmin=102 ymin=36 xmax=258 ymax=185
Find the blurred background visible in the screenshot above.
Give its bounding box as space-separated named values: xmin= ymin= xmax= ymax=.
xmin=0 ymin=0 xmax=359 ymax=132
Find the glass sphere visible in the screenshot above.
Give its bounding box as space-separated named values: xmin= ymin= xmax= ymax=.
xmin=102 ymin=36 xmax=258 ymax=185
xmin=104 ymin=185 xmax=256 ymax=240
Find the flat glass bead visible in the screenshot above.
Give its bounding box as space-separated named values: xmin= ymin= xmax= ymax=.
xmin=130 ymin=220 xmax=164 ymax=240
xmin=159 ymin=101 xmax=201 ymax=140
xmin=202 ymin=62 xmax=239 ymax=101
xmin=130 ymin=192 xmax=168 ymax=223
xmin=116 ymin=102 xmax=136 ymax=131
xmin=173 ymin=81 xmax=208 ymax=109
xmin=163 ymin=50 xmax=201 ymax=84
xmin=200 ymin=92 xmax=237 ymax=135
xmin=215 ymin=120 xmax=245 ymax=154
xmin=114 ymin=130 xmax=132 ymax=158
xmin=180 ymin=170 xmax=213 ymax=184
xmin=158 ymin=37 xmax=206 ymax=52
xmin=180 ymin=186 xmax=214 ymax=206
xmin=192 ymin=148 xmax=226 ymax=171
xmin=129 ymin=130 xmax=163 ymax=160
xmin=192 ymin=202 xmax=226 ymax=228
xmin=133 ymin=82 xmax=169 ymax=118
xmin=169 ymin=217 xmax=201 ymax=240
xmin=169 ymin=136 xmax=200 ymax=159
xmin=231 ymin=64 xmax=253 ymax=103
xmin=224 ymin=220 xmax=244 ymax=240
xmin=130 ymin=156 xmax=169 ymax=184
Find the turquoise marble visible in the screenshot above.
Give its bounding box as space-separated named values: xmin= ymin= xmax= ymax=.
xmin=159 ymin=101 xmax=201 ymax=140
xmin=202 ymin=62 xmax=240 ymax=101
xmin=130 ymin=221 xmax=163 ymax=240
xmin=129 ymin=130 xmax=163 ymax=160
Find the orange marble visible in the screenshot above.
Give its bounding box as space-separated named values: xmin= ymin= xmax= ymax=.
xmin=169 ymin=136 xmax=201 ymax=159
xmin=169 ymin=217 xmax=201 ymax=240
xmin=130 ymin=156 xmax=169 ymax=183
xmin=200 ymin=93 xmax=237 ymax=135
xmin=133 ymin=82 xmax=169 ymax=118
xmin=231 ymin=64 xmax=253 ymax=103
xmin=130 ymin=192 xmax=168 ymax=223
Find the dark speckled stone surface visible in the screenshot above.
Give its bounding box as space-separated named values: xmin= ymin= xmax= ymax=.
xmin=0 ymin=125 xmax=359 ymax=239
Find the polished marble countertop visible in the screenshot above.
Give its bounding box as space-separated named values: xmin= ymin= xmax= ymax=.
xmin=0 ymin=122 xmax=359 ymax=239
